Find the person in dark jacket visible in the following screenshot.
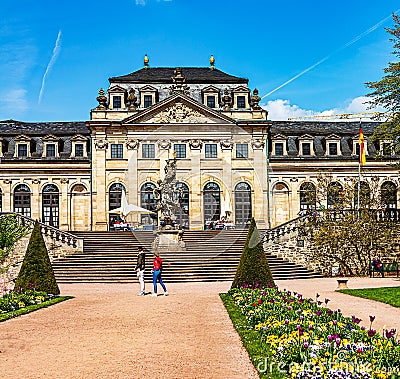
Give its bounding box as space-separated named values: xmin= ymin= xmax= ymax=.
xmin=135 ymin=247 xmax=146 ymax=295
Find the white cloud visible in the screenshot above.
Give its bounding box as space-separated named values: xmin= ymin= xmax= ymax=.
xmin=0 ymin=88 xmax=28 ymax=115
xmin=263 ymin=96 xmax=387 ymax=121
xmin=135 ymin=0 xmax=172 ymax=5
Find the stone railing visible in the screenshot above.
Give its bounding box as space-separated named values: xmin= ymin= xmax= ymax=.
xmin=0 ymin=212 xmax=82 ymax=249
xmin=263 ymin=215 xmax=306 ymax=243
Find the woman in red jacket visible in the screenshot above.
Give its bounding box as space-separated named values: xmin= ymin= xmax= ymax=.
xmin=152 ymin=252 xmax=168 ymax=296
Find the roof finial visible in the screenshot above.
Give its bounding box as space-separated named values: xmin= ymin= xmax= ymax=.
xmin=144 ymin=54 xmax=149 ymax=69
xmin=210 ymin=55 xmax=215 ymax=70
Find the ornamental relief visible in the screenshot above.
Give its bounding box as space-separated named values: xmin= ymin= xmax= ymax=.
xmin=95 ymin=139 xmax=108 ymax=150
xmin=147 ymin=102 xmax=212 ymax=123
xmin=220 ymin=139 xmax=233 ymax=150
xmin=189 ymin=139 xmax=203 ymax=149
xmin=251 ymin=139 xmax=265 ymax=149
xmin=126 ymin=138 xmax=139 ymax=150
xmin=157 ymin=140 xmax=171 ymax=150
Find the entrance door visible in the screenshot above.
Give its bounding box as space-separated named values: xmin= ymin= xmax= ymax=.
xmin=42 ymin=184 xmax=59 ymax=227
xmin=203 ymin=182 xmax=220 ymax=228
xmin=234 ymin=182 xmax=252 ymax=228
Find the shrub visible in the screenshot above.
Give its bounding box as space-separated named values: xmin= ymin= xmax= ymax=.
xmin=231 ymin=218 xmax=275 ymax=289
xmin=14 ymin=221 xmax=60 ymax=295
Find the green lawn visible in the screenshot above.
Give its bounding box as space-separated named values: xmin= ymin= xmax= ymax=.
xmin=338 ymin=286 xmax=400 ymax=308
xmin=0 ymin=296 xmax=73 ymax=322
xmin=220 ymin=293 xmax=286 ymax=379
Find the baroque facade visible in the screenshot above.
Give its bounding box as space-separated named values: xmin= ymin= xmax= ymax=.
xmin=0 ymin=57 xmax=398 ymax=231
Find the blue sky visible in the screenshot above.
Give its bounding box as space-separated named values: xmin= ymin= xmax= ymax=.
xmin=0 ymin=1 xmax=399 ymax=121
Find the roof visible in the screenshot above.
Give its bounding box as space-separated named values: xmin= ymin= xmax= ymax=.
xmin=271 ymin=121 xmax=380 ymax=136
xmin=109 ymin=67 xmax=249 ymax=85
xmin=0 ymin=120 xmax=90 ymax=136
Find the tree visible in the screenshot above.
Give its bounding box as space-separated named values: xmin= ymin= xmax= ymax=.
xmin=300 ymin=174 xmax=399 ymax=276
xmin=366 ymin=14 xmax=400 ymax=143
xmin=15 ymin=221 xmax=60 ymax=295
xmin=0 ymin=214 xmax=30 ymax=273
xmin=231 ymin=218 xmax=275 ymax=288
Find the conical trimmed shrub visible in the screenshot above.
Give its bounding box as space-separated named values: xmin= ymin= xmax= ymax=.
xmin=231 ymin=218 xmax=275 ymax=289
xmin=15 ymin=221 xmax=60 ymax=295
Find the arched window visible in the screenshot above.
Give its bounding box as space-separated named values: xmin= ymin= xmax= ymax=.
xmin=14 ymin=184 xmax=31 ymax=217
xmin=235 ymin=182 xmax=252 ymax=228
xmin=109 ymin=183 xmax=125 ymax=211
xmin=381 ymin=181 xmax=397 ymax=209
xmin=141 ymin=182 xmax=157 ymax=225
xmin=175 ymin=182 xmax=189 ymax=229
xmin=42 ymin=184 xmax=59 ymax=227
xmin=327 ymin=182 xmax=343 ymax=209
xmin=299 ymin=182 xmax=316 ymax=211
xmin=203 ymin=182 xmax=221 ymax=227
xmin=109 ymin=183 xmax=126 ymax=227
xmin=354 ymin=181 xmax=370 ymax=208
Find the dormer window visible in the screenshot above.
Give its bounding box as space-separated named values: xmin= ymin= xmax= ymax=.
xmin=298 ymin=134 xmax=315 ymax=156
xmin=380 ymin=140 xmax=393 ymax=156
xmin=232 ymin=86 xmax=250 ymax=109
xmin=202 ymin=86 xmax=219 ymax=108
xmin=108 ymin=85 xmax=126 ymax=110
xmin=18 ymin=144 xmax=28 ymax=157
xmin=325 ymin=134 xmax=341 ymax=156
xmin=139 ymin=85 xmax=158 ymax=109
xmin=70 ymin=134 xmax=88 ymax=158
xmin=0 ymin=137 xmax=3 ymax=158
xmin=14 ymin=134 xmax=31 ymax=158
xmin=272 ymin=134 xmax=288 ymax=156
xmin=46 ymin=143 xmax=56 ymax=157
xmin=206 ymin=96 xmax=216 ymax=108
xmin=352 ymin=135 xmax=368 ymax=157
xmin=113 ymin=96 xmax=122 ymax=109
xmin=144 ymin=95 xmax=152 ymax=108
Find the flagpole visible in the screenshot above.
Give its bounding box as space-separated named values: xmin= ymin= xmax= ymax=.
xmin=357 ymin=118 xmax=361 ymax=211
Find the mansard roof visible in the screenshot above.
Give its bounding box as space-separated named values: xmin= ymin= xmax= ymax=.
xmin=0 ymin=120 xmax=90 ymax=136
xmin=109 ymin=67 xmax=249 ymax=85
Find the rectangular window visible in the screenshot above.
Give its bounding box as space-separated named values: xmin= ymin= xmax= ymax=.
xmin=75 ymin=143 xmax=84 ymax=157
xmin=174 ymin=144 xmax=186 ymax=159
xmin=113 ymin=96 xmax=121 ymax=109
xmin=46 ymin=144 xmax=56 ymax=157
xmin=236 ymin=143 xmax=248 ymax=158
xmin=329 ymin=143 xmax=338 ymax=155
xmin=111 ymin=144 xmax=123 ymax=159
xmin=142 ymin=144 xmax=155 ymax=158
xmin=18 ymin=144 xmax=28 ymax=157
xmin=355 ymin=143 xmax=360 ymax=156
xmin=207 ymin=96 xmax=216 ymax=108
xmin=237 ymin=96 xmax=246 ymax=109
xmin=205 ymin=144 xmax=217 ymax=158
xmin=144 ymin=95 xmax=152 ymax=108
xmin=274 ymin=142 xmax=284 ymax=156
xmin=302 ymin=142 xmax=311 ymax=156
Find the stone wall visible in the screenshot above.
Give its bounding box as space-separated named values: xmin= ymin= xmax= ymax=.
xmin=1 ymin=232 xmax=83 ymax=292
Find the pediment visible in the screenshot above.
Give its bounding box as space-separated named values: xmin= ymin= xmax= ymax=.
xmin=42 ymin=134 xmax=59 ymax=141
xmin=123 ymin=93 xmax=235 ymax=124
xmin=272 ymin=133 xmax=287 ymax=140
xmin=139 ymin=85 xmax=158 ymax=92
xmin=326 ymin=134 xmax=341 ymax=140
xmin=14 ymin=134 xmax=31 ymax=141
xmin=70 ymin=134 xmax=88 ymax=141
xmin=201 ymin=85 xmax=220 ymax=93
xmin=232 ymin=85 xmax=250 ymax=93
xmin=108 ymin=85 xmax=126 ymax=93
xmin=299 ymin=134 xmax=314 ymax=140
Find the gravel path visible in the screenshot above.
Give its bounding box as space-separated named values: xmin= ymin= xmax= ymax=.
xmin=1 ymin=278 xmax=399 ymax=379
xmin=0 ymin=282 xmax=259 ymax=379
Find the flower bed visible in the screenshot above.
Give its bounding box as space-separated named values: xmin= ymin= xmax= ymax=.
xmin=227 ymin=285 xmax=400 ymax=378
xmin=1 ymin=287 xmax=71 ymax=322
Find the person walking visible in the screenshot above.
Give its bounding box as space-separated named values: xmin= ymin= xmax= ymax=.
xmin=135 ymin=246 xmax=146 ymax=296
xmin=151 ymin=252 xmax=168 ymax=297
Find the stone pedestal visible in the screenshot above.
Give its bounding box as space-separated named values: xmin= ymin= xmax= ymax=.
xmin=152 ymin=229 xmax=186 ymax=253
xmin=337 ymin=278 xmax=348 ymax=289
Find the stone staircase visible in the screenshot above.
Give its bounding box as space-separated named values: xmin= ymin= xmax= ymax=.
xmin=52 ymin=229 xmax=322 ymax=283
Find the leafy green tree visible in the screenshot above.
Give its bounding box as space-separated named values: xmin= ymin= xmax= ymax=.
xmin=366 ymin=14 xmax=400 ymax=143
xmin=0 ymin=214 xmax=30 ymax=273
xmin=231 ymin=218 xmax=275 ymax=288
xmin=300 ymin=174 xmax=399 ymax=276
xmin=15 ymin=221 xmax=60 ymax=295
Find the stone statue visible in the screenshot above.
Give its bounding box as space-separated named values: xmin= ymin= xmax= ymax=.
xmin=153 ymin=156 xmax=183 ymax=229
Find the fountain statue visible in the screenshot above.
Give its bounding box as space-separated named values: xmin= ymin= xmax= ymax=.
xmin=152 ymin=154 xmax=186 ymax=253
